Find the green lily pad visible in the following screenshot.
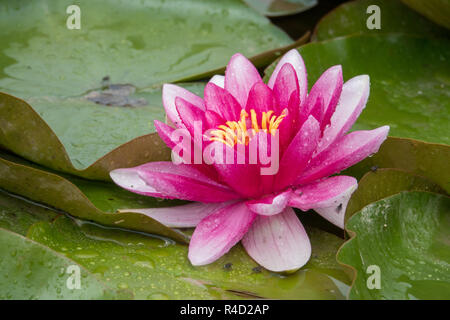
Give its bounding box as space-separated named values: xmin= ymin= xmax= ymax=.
xmin=0 ymin=151 xmax=190 ymax=243
xmin=313 ymin=0 xmax=447 ymax=41
xmin=27 ymin=214 xmax=350 ymax=299
xmin=0 ymin=0 xmax=294 ymax=179
xmin=338 ymin=191 xmax=450 ymax=299
xmin=346 ymin=168 xmax=446 ymax=222
xmin=0 ymin=227 xmax=132 ymax=299
xmin=401 ymin=0 xmax=450 ymax=29
xmin=345 ymin=137 xmax=450 ymax=193
xmin=243 ymin=0 xmax=317 ymax=17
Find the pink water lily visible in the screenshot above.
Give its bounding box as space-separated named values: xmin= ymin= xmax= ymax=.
xmin=110 ymin=49 xmax=389 ymax=272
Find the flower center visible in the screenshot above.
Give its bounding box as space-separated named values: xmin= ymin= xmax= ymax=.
xmin=209 ymin=109 xmax=287 ymax=147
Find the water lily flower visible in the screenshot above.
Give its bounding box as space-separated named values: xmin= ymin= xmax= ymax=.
xmin=110 ymin=49 xmax=389 ymax=272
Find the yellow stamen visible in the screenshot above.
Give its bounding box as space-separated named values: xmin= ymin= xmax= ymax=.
xmin=209 ymin=108 xmax=287 ymax=147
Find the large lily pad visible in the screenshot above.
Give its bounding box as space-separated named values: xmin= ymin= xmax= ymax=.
xmin=0 ymin=227 xmax=132 ymax=299
xmin=338 ymin=191 xmax=450 ymax=299
xmin=313 ymin=0 xmax=447 ymax=41
xmin=0 ymin=0 xmax=295 ymax=179
xmin=0 ymin=151 xmax=190 ymax=243
xmin=401 ymin=0 xmax=450 ymax=29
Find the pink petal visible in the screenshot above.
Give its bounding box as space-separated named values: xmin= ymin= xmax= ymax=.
xmin=289 ymin=176 xmax=357 ymax=228
xmin=276 ymin=116 xmax=320 ymax=190
xmin=268 ymin=49 xmax=308 ymax=107
xmin=301 ymin=65 xmax=342 ymax=130
xmin=110 ymin=166 xmax=164 ymax=198
xmin=242 ymin=207 xmax=311 ymax=272
xmin=155 ymin=119 xmax=197 ymax=165
xmin=175 ymin=97 xmax=206 ymax=135
xmin=297 ymin=126 xmax=390 ymax=184
xmin=308 ymin=95 xmax=324 ymax=124
xmin=204 ymin=141 xmax=261 ymax=198
xmin=162 ymin=84 xmax=205 ymax=127
xmin=276 ymin=90 xmax=301 ymax=150
xmin=188 ymin=202 xmax=256 ymax=265
xmin=224 ymin=53 xmax=262 ymax=108
xmin=154 ymin=120 xmax=177 ymax=149
xmin=209 ymin=75 xmax=225 ymax=88
xmin=204 ymin=110 xmax=225 ymax=129
xmin=316 ymin=75 xmax=370 ymax=154
xmin=118 ymin=202 xmax=232 ymax=228
xmin=111 ymin=162 xmax=240 ymax=203
xmin=249 ymin=131 xmax=278 ymax=195
xmin=245 ymin=82 xmax=276 ymax=114
xmin=246 ymin=189 xmax=292 ymax=216
xmin=272 ymin=63 xmax=299 ymax=115
xmin=204 ymin=82 xmax=241 ymax=121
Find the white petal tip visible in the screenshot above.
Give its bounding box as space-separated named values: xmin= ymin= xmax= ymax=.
xmin=209 ymin=75 xmax=225 ymax=88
